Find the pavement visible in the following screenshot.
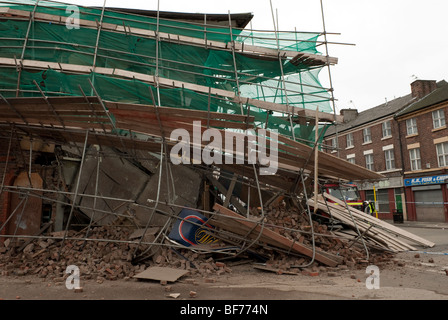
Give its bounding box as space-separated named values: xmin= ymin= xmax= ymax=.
xmin=384 ymin=219 xmax=448 ymax=230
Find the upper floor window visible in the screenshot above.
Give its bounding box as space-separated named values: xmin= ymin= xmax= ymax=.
xmin=436 ymin=142 xmax=448 ymax=167
xmin=432 ymin=109 xmax=446 ymax=129
xmin=346 ymin=133 xmax=354 ymax=148
xmin=409 ymin=148 xmax=421 ymax=171
xmin=406 ymin=118 xmax=418 ymax=135
xmin=331 ymin=137 xmax=337 ymax=150
xmin=382 ymin=121 xmax=392 ymax=138
xmin=384 ymin=149 xmax=395 ymax=170
xmin=365 ymin=154 xmax=374 ymax=171
xmin=363 ymin=127 xmax=372 ymax=143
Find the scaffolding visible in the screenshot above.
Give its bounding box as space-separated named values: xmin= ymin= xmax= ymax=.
xmin=0 ymin=0 xmax=385 ymax=268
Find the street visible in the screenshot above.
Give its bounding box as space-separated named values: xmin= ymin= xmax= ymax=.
xmin=1 ymin=220 xmax=447 ymax=302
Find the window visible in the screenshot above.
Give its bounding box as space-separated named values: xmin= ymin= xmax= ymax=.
xmin=432 ymin=109 xmax=446 ymax=129
xmin=346 ymin=133 xmax=354 ymax=148
xmin=347 ymin=154 xmax=355 ymax=164
xmin=365 ymin=189 xmax=389 ymax=213
xmin=406 ymin=118 xmax=418 ymax=135
xmin=328 ymin=185 xmax=361 ymax=202
xmin=382 ymin=121 xmax=392 ymax=138
xmin=384 ymin=149 xmax=395 ymax=170
xmin=366 ymin=189 xmax=389 ymax=213
xmin=363 ymin=127 xmax=372 ymax=143
xmin=409 ymin=148 xmax=421 ymax=171
xmin=330 ymin=137 xmax=337 ymax=151
xmin=365 ymin=154 xmax=374 ymax=171
xmin=436 ymin=142 xmax=448 ymax=167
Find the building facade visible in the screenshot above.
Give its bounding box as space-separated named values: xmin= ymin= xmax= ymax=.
xmin=395 ymin=80 xmax=448 ymax=222
xmin=324 ymin=79 xmax=448 ymax=222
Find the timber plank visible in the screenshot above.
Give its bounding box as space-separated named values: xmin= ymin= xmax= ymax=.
xmin=211 ymin=203 xmax=341 ymax=267
xmin=310 ymin=199 xmax=416 ymax=252
xmin=322 ymin=193 xmax=435 ymax=248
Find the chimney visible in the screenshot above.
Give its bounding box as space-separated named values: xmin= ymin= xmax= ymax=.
xmin=411 ymin=79 xmax=437 ymax=100
xmin=340 ymin=108 xmax=358 ymax=123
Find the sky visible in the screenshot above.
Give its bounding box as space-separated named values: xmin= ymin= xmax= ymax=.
xmin=62 ymin=0 xmax=448 ymax=113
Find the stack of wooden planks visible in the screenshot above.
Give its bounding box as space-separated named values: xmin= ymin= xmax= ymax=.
xmin=209 ymin=203 xmax=344 ymax=267
xmin=308 ymin=193 xmax=435 ymax=252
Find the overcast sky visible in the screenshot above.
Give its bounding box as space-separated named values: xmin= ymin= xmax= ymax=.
xmin=64 ymin=0 xmax=448 ymax=113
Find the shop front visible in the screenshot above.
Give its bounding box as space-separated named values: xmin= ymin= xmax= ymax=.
xmin=357 ymin=177 xmax=405 ymax=220
xmin=404 ymin=173 xmax=448 ymax=222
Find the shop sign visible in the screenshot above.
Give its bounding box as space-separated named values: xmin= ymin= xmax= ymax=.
xmin=404 ymin=174 xmax=448 ymax=186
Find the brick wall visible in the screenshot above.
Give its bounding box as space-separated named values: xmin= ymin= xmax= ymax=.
xmin=411 ymin=80 xmax=437 ymax=100
xmin=398 ymin=105 xmax=448 ymax=171
xmin=0 ymin=171 xmax=17 ymax=241
xmin=0 ymin=136 xmax=19 ymax=242
xmin=0 ymin=136 xmax=59 ymax=240
xmin=325 ymin=118 xmax=403 ymax=175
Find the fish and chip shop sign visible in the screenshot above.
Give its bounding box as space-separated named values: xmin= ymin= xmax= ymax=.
xmin=404 ymin=174 xmax=448 ymax=187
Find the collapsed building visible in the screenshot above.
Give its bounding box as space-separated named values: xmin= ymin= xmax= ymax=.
xmin=0 ymin=0 xmax=435 ymax=281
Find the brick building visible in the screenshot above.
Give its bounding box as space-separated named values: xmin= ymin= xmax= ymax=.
xmin=395 ymin=80 xmax=448 ymax=222
xmin=323 ymin=79 xmax=448 ymax=222
xmin=0 ymin=136 xmax=57 ymax=242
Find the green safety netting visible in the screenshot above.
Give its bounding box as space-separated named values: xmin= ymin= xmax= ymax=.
xmin=0 ymin=0 xmax=333 ymax=145
xmin=0 ymin=67 xmax=329 ymax=144
xmin=0 ymin=18 xmax=330 ymax=103
xmin=1 ymin=0 xmax=321 ymax=52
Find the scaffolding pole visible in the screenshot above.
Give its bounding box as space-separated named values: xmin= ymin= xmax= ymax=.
xmin=269 ymin=0 xmax=295 ymax=141
xmin=15 ymin=0 xmax=40 ymax=97
xmin=58 ymin=129 xmax=89 ymax=258
xmin=319 ymin=0 xmax=340 ymax=157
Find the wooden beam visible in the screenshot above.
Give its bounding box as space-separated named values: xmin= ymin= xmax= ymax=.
xmin=322 ymin=193 xmax=435 ymax=248
xmin=296 ymin=107 xmax=343 ymax=123
xmin=310 ymin=198 xmax=415 ymax=252
xmin=0 ymin=59 xmax=339 ymax=124
xmin=210 ymin=203 xmax=342 ymax=267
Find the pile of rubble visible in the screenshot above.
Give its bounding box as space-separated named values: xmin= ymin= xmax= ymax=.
xmin=0 ymin=200 xmax=402 ymax=283
xmin=0 ymin=225 xmax=238 ymax=283
xmin=241 ymin=202 xmax=397 ymax=270
xmin=0 ymin=227 xmax=138 ymax=282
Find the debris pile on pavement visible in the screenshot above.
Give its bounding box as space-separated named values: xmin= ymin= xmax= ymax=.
xmin=0 ymin=193 xmax=436 ymax=283
xmin=0 ymin=227 xmax=138 ymax=281
xmin=0 ymin=225 xmax=236 ymax=282
xmin=0 ymin=216 xmax=376 ymax=282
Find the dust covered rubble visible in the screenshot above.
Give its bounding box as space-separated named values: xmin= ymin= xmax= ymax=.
xmin=0 ymin=204 xmax=397 ymax=282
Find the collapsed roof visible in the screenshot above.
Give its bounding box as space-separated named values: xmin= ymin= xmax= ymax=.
xmin=0 ymin=0 xmax=386 ymax=266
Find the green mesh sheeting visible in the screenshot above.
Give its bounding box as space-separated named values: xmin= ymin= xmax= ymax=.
xmin=0 ymin=0 xmax=333 ymax=145
xmin=1 ymin=0 xmax=321 ymax=52
xmin=0 ymin=67 xmax=329 ymax=145
xmin=0 ymin=18 xmax=329 ymax=107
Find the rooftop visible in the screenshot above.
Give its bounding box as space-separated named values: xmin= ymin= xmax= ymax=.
xmin=325 ymin=93 xmax=416 ymax=136
xmin=395 ymin=80 xmax=448 ymax=118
